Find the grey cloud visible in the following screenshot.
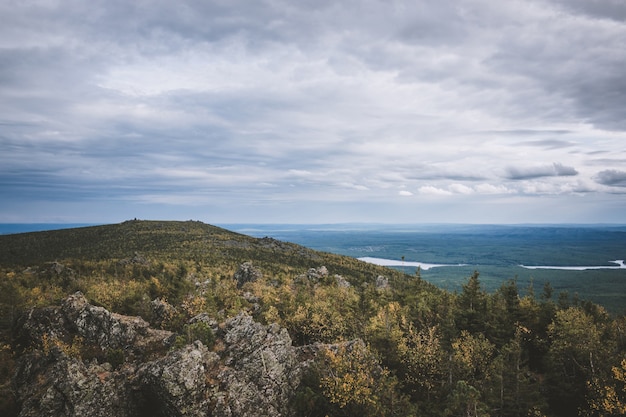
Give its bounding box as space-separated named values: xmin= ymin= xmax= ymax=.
xmin=520 ymin=140 xmax=577 ymax=150
xmin=488 ymin=130 xmax=572 ymax=136
xmin=406 ymin=172 xmax=487 ymax=182
xmin=586 ymin=158 xmax=626 ymax=166
xmin=553 ymin=163 xmax=578 ymax=176
xmin=485 ymin=7 xmax=626 ymax=131
xmin=506 ymin=163 xmax=578 ymax=180
xmin=595 ymin=170 xmax=626 ymax=187
xmin=547 ymin=0 xmax=626 ymax=22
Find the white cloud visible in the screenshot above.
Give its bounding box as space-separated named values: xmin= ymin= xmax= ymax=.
xmin=475 ymin=184 xmax=513 ymax=195
xmin=398 ymin=190 xmax=413 ymax=196
xmin=339 ymin=182 xmax=369 ymax=191
xmin=418 ymin=186 xmax=452 ymax=196
xmin=448 ymin=183 xmax=474 ymax=194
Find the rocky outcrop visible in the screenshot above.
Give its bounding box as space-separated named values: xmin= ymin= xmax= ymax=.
xmin=233 ymin=262 xmax=263 ymax=288
xmin=150 ymin=298 xmax=178 ymax=329
xmin=61 ymin=292 xmax=173 ymax=353
xmin=11 ymin=293 xmax=317 ymax=417
xmin=137 ymin=341 xmax=220 ymax=417
xmin=294 ymin=266 xmax=329 ymax=285
xmin=335 ymin=274 xmax=351 ymax=288
xmin=215 ymin=314 xmax=302 ymax=417
xmin=13 ymin=349 xmax=139 ymax=417
xmin=375 ymin=275 xmax=389 ymax=289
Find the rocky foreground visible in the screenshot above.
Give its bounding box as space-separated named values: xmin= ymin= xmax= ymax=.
xmin=11 ymin=292 xmax=338 ymax=417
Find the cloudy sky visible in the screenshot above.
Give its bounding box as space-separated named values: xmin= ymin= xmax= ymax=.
xmin=1 ymin=0 xmax=626 ymax=224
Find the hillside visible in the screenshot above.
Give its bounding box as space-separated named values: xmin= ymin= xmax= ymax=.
xmin=0 ymin=219 xmax=412 ymax=282
xmin=1 ymin=220 xmax=625 ymax=417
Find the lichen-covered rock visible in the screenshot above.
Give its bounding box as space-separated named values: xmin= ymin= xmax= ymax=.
xmin=216 ymin=314 xmax=302 ymax=416
xmin=294 ymin=266 xmax=329 ymax=285
xmin=62 ymin=292 xmax=173 ymax=355
xmin=375 ymin=275 xmax=389 ymax=289
xmin=233 ymin=262 xmax=263 ymax=288
xmin=12 ymin=294 xmax=320 ymax=417
xmin=13 ymin=349 xmax=138 ymax=417
xmin=150 ymin=298 xmax=177 ymax=329
xmin=335 ymin=274 xmax=351 ymax=288
xmin=137 ymin=341 xmax=220 ymax=417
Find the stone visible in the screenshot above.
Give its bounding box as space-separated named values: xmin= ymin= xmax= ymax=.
xmin=11 ymin=294 xmax=330 ymax=417
xmin=150 ymin=298 xmax=177 ymax=329
xmin=233 ymin=262 xmax=263 ymax=288
xmin=335 ymin=274 xmax=351 ymax=288
xmin=375 ymin=275 xmax=389 ymax=289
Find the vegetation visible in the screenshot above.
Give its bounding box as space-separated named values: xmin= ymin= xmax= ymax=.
xmin=0 ymin=220 xmax=625 ymax=416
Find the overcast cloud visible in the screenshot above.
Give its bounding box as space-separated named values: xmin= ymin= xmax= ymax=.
xmin=1 ymin=0 xmax=625 ymax=224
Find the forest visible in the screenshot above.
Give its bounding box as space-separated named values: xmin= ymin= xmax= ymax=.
xmin=0 ymin=220 xmax=625 ymax=417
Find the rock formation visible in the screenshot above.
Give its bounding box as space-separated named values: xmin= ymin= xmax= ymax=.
xmin=233 ymin=262 xmax=263 ymax=288
xmin=11 ymin=292 xmax=317 ymax=417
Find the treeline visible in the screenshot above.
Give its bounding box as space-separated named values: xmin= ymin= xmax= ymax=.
xmin=0 ymin=222 xmax=625 ymax=416
xmin=255 ymin=268 xmax=626 ymax=417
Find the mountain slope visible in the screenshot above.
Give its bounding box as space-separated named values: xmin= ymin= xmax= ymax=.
xmin=0 ymin=219 xmax=413 ymax=284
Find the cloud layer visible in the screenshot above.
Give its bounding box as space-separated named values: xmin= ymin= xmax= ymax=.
xmin=1 ymin=0 xmax=625 ymax=223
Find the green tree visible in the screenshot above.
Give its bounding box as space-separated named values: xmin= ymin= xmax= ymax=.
xmin=445 ymin=380 xmax=489 ymax=417
xmin=489 ymin=326 xmax=547 ymax=417
xmin=457 ymin=272 xmax=488 ymax=334
xmin=546 ymin=307 xmax=608 ymax=416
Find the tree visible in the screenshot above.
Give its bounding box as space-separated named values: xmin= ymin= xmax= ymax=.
xmin=396 ymin=322 xmax=445 ymax=402
xmin=317 ymin=341 xmax=412 ymax=416
xmin=587 ymin=358 xmax=626 ymax=416
xmin=457 ymin=272 xmax=488 ymax=334
xmin=445 ymin=380 xmax=489 ymax=417
xmin=365 ymin=301 xmax=405 ymax=367
xmin=489 ymin=326 xmax=547 ymax=417
xmin=450 ymin=330 xmax=495 ymax=387
xmin=546 ymin=308 xmax=606 ymax=416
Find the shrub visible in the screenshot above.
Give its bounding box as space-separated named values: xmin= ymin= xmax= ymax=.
xmin=172 ymin=321 xmax=215 ymax=350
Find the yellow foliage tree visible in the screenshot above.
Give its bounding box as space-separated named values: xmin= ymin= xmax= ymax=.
xmin=587 ymin=358 xmax=626 ymax=416
xmin=318 ymin=341 xmax=388 ymax=415
xmin=397 ymin=322 xmax=444 ymax=400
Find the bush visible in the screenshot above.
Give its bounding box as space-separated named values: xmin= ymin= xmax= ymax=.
xmin=172 ymin=321 xmax=215 ymax=350
xmin=105 ymin=348 xmax=125 ymax=370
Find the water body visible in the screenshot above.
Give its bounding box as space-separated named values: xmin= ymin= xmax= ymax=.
xmin=361 ymin=257 xmax=626 ymax=271
xmin=519 ymin=260 xmax=626 ymax=270
xmin=358 ymin=256 xmax=467 ymax=270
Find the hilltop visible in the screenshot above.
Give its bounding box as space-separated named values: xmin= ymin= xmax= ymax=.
xmin=1 ymin=220 xmax=625 ymax=417
xmin=0 ymin=219 xmax=411 ymax=281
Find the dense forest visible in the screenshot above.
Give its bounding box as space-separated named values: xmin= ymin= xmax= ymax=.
xmin=1 ymin=220 xmax=625 ymax=416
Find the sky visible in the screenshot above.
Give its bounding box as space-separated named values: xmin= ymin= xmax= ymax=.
xmin=1 ymin=0 xmax=626 ymax=224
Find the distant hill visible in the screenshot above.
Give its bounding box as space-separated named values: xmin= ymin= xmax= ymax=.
xmin=0 ymin=219 xmax=412 ymax=285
